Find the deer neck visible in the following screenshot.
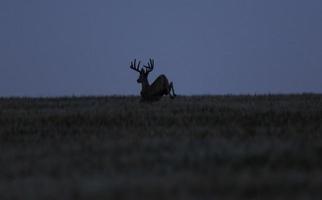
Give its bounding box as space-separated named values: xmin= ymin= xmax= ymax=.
xmin=141 ymin=78 xmax=150 ymax=93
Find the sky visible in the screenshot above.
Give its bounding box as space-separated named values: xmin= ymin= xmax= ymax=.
xmin=0 ymin=0 xmax=321 ymax=96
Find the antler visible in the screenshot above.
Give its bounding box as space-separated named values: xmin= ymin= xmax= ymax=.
xmin=144 ymin=58 xmax=154 ymax=73
xmin=130 ymin=59 xmax=141 ymax=73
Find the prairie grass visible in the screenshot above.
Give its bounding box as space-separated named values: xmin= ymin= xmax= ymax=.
xmin=0 ymin=94 xmax=322 ymax=199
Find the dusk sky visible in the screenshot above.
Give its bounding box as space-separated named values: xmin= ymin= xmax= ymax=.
xmin=1 ymin=0 xmax=321 ymax=96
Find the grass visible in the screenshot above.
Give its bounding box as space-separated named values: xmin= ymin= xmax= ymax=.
xmin=0 ymin=94 xmax=322 ymax=199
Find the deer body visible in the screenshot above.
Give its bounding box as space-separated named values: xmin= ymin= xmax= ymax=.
xmin=140 ymin=74 xmax=171 ymax=102
xmin=130 ymin=59 xmax=176 ymax=102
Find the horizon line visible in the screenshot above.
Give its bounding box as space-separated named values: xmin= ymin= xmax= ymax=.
xmin=0 ymin=92 xmax=321 ymax=99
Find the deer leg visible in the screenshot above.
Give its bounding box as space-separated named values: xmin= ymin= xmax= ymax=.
xmin=169 ymin=82 xmax=176 ymax=99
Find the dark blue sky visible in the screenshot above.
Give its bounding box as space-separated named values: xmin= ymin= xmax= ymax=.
xmin=1 ymin=0 xmax=321 ymax=96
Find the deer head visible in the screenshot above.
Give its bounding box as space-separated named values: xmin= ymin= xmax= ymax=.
xmin=130 ymin=59 xmax=154 ymax=83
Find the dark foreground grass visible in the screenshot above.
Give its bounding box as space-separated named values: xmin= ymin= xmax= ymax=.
xmin=0 ymin=94 xmax=322 ymax=199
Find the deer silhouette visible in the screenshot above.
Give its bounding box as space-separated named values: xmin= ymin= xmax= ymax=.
xmin=130 ymin=58 xmax=176 ymax=102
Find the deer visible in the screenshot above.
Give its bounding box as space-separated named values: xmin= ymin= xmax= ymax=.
xmin=130 ymin=58 xmax=176 ymax=102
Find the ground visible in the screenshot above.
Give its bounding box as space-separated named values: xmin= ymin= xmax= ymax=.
xmin=0 ymin=95 xmax=322 ymax=199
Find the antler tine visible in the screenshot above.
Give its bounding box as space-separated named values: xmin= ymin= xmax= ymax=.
xmin=130 ymin=59 xmax=141 ymax=72
xmin=144 ymin=58 xmax=154 ymax=73
xmin=150 ymin=58 xmax=154 ymax=69
xmin=137 ymin=60 xmax=141 ymax=69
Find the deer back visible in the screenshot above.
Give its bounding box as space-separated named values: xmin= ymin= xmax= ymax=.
xmin=149 ymin=75 xmax=169 ymax=95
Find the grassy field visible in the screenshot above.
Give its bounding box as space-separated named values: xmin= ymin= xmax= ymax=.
xmin=0 ymin=94 xmax=322 ymax=199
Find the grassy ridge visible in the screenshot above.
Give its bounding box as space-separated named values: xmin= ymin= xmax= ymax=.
xmin=0 ymin=95 xmax=322 ymax=199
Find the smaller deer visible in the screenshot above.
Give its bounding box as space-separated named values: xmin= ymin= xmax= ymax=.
xmin=130 ymin=58 xmax=176 ymax=102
